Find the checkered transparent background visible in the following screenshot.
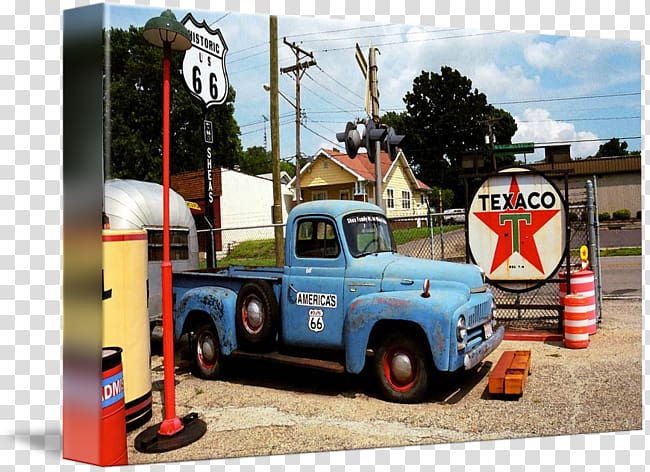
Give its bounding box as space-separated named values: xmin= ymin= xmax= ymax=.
xmin=0 ymin=0 xmax=647 ymax=470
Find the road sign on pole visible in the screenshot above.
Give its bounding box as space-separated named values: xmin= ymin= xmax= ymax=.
xmin=181 ymin=13 xmax=229 ymax=108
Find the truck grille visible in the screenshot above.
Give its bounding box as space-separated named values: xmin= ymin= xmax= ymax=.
xmin=467 ymin=299 xmax=492 ymax=328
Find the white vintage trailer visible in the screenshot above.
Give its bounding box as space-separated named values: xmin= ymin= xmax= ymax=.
xmin=104 ymin=179 xmax=200 ymax=333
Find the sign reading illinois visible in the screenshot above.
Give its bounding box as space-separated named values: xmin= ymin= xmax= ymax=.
xmin=468 ymin=168 xmax=566 ymax=288
xmin=181 ymin=13 xmax=229 ymax=108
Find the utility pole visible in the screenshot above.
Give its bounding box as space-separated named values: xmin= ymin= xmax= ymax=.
xmin=280 ymin=38 xmax=316 ymax=205
xmin=368 ymin=44 xmax=382 ymax=209
xmin=482 ymin=116 xmax=501 ymax=172
xmin=269 ymin=16 xmax=284 ymax=266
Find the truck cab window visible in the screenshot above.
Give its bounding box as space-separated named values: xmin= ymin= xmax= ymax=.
xmin=295 ymin=219 xmax=340 ymax=259
xmin=342 ymin=212 xmax=396 ymax=257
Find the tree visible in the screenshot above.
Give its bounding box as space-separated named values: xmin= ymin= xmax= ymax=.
xmin=105 ymin=26 xmax=243 ymax=183
xmin=384 ymin=66 xmax=517 ymax=205
xmin=594 ymin=138 xmax=630 ymax=158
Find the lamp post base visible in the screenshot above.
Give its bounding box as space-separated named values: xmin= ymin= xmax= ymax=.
xmin=134 ymin=413 xmax=207 ymax=453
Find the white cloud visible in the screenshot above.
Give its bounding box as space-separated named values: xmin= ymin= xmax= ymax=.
xmin=472 ymin=63 xmax=540 ymax=99
xmin=523 ymin=36 xmax=640 ymax=86
xmin=513 ymin=108 xmax=600 ymax=161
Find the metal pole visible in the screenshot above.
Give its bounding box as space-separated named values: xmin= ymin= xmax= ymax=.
xmin=204 ymin=110 xmax=215 ymax=269
xmin=294 ymin=67 xmax=301 ymax=204
xmin=374 ymin=139 xmax=382 ymax=208
xmin=270 ymin=16 xmax=284 ymax=267
xmin=593 ymin=175 xmax=603 ymax=325
xmin=439 ymin=189 xmax=445 ymax=260
xmin=426 ymin=199 xmax=434 ymax=259
xmin=159 ymin=40 xmax=183 ymax=436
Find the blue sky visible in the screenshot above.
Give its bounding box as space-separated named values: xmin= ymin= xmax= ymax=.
xmin=108 ymin=4 xmax=641 ymax=166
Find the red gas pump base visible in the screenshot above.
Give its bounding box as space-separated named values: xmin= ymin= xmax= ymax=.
xmin=134 ymin=412 xmax=207 ymax=453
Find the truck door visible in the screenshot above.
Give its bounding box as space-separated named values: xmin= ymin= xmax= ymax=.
xmin=284 ymin=217 xmax=346 ymax=349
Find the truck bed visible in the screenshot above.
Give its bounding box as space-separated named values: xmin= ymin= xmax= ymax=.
xmin=173 ymin=265 xmax=284 ymax=289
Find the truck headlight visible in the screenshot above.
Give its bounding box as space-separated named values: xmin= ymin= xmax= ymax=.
xmin=456 ymin=316 xmax=467 ymax=342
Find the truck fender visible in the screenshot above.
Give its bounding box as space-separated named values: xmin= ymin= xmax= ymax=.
xmin=175 ymin=286 xmax=238 ymax=355
xmin=343 ymin=290 xmax=467 ymax=374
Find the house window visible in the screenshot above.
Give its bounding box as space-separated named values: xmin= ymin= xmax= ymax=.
xmin=386 ymin=189 xmax=395 ymax=209
xmin=147 ymin=228 xmax=189 ymax=261
xmin=340 ymin=190 xmax=351 ymax=200
xmin=401 ymin=190 xmax=411 ymax=210
xmin=354 ymin=181 xmax=367 ymax=195
xmin=312 ymin=191 xmax=327 ymax=201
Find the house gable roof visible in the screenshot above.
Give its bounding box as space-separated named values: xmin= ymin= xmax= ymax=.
xmin=295 ymin=148 xmax=430 ymax=190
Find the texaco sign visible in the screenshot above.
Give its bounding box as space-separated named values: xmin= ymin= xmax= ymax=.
xmin=468 ymin=168 xmax=566 ymax=291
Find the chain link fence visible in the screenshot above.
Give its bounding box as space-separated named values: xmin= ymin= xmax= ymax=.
xmin=206 ymin=181 xmax=600 ymax=332
xmin=389 ymin=180 xmax=601 ymax=332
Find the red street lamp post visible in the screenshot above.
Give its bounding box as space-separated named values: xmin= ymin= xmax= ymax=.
xmin=135 ymin=10 xmax=206 ymax=453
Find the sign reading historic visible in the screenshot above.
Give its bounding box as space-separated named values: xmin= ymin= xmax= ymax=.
xmin=181 ymin=13 xmax=229 ymax=108
xmin=468 ymin=168 xmax=566 ymax=289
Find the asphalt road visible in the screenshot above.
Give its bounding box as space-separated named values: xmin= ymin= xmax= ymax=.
xmin=599 ymin=255 xmax=642 ymax=299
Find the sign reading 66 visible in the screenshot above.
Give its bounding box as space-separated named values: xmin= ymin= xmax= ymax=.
xmin=308 ymin=309 xmax=324 ymax=333
xmin=181 ymin=13 xmax=229 ymax=109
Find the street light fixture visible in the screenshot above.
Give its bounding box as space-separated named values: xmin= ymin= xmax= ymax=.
xmin=263 ymin=83 xmax=303 ymax=203
xmin=135 ymin=9 xmax=206 ymax=453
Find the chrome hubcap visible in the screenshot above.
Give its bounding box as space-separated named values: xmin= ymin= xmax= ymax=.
xmin=200 ymin=336 xmax=216 ymax=364
xmin=245 ymin=299 xmax=264 ymax=331
xmin=390 ymin=352 xmax=414 ymax=384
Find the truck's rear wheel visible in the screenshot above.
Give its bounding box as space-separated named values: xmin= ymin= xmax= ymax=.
xmin=374 ymin=331 xmax=431 ymax=403
xmin=235 ymin=281 xmax=279 ymax=350
xmin=192 ymin=323 xmax=223 ymax=380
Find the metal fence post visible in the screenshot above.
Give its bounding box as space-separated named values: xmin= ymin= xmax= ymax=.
xmin=585 ymin=179 xmax=602 ymax=326
xmin=426 ymin=200 xmax=435 ymax=259
xmin=590 ymin=177 xmax=604 ymax=325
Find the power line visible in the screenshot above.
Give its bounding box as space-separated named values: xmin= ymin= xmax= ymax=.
xmin=321 ymin=30 xmax=504 ymax=52
xmin=314 ymin=63 xmax=365 ymax=102
xmin=533 ymin=136 xmax=641 ymax=146
xmin=518 ymin=115 xmax=640 ymax=124
xmin=494 ymin=91 xmax=640 ymax=105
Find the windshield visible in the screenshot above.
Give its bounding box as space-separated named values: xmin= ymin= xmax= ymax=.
xmin=342 ymin=212 xmax=396 ymax=257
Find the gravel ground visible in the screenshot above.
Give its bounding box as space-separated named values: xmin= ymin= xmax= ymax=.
xmin=126 ymin=299 xmax=643 ymax=465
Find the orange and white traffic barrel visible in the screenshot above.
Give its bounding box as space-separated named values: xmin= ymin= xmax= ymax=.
xmin=559 ymin=269 xmax=597 ymax=334
xmin=563 ymin=294 xmax=591 ymax=349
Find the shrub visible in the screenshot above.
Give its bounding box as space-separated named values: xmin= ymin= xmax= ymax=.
xmin=612 ymin=209 xmax=631 ymax=220
xmin=598 ymin=212 xmax=610 ymax=221
xmin=568 ymin=211 xmax=579 ymax=223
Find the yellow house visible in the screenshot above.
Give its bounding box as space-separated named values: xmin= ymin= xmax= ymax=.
xmin=291 ymin=148 xmax=431 ymax=217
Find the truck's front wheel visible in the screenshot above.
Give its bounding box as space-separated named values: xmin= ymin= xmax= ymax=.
xmin=192 ymin=323 xmax=223 ymax=380
xmin=374 ymin=331 xmax=431 ymax=403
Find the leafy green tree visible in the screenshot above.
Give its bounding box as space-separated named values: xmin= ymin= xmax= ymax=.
xmin=383 ymin=66 xmax=517 ymax=205
xmin=239 ymin=146 xmax=296 ymax=177
xmin=104 ymin=26 xmax=242 ymax=183
xmin=594 ymin=138 xmax=630 ymax=158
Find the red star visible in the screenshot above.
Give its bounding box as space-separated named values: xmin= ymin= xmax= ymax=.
xmin=474 ymin=176 xmax=559 ymax=275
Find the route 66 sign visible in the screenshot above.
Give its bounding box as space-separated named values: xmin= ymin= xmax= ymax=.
xmin=181 ymin=13 xmax=229 ymax=108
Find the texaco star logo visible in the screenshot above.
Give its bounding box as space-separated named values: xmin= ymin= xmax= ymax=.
xmin=468 ymin=169 xmax=566 ymax=288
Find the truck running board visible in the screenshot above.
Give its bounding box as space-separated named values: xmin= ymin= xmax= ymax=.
xmin=231 ymin=350 xmax=346 ymax=374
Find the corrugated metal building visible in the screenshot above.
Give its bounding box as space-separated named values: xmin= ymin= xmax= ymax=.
xmin=527 ymin=154 xmax=641 ymax=218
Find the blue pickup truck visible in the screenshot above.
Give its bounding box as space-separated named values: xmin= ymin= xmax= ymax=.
xmin=172 ymin=200 xmax=503 ymax=403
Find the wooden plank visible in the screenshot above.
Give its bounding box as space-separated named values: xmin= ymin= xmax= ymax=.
xmin=488 ymin=351 xmax=515 ymax=394
xmin=489 ymin=350 xmax=531 ymax=396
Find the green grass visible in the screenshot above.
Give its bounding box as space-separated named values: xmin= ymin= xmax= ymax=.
xmin=392 ymin=224 xmax=462 ymax=245
xmin=209 ymin=225 xmax=465 ymax=267
xmin=599 ymin=247 xmax=641 ymax=257
xmin=218 ymin=239 xmax=277 ymax=267
xmin=204 ymin=235 xmax=640 ymax=268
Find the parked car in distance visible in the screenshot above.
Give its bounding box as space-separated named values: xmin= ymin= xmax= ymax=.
xmin=443 ymin=208 xmax=466 ymax=224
